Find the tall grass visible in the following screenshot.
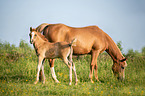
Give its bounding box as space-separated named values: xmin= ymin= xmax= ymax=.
xmin=0 ymin=40 xmax=145 ymax=96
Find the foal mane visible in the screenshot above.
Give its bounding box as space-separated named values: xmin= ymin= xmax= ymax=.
xmin=36 ymin=32 xmax=48 ymax=41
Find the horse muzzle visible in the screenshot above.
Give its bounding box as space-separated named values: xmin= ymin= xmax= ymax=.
xmin=30 ymin=40 xmax=33 ymax=44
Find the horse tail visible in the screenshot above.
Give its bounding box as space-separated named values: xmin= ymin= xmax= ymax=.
xmin=36 ymin=23 xmax=49 ymax=33
xmin=69 ymin=38 xmax=77 ymax=47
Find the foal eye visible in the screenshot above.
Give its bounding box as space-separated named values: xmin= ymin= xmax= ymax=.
xmin=121 ymin=66 xmax=124 ymax=69
xmin=35 ymin=34 xmax=37 ymax=36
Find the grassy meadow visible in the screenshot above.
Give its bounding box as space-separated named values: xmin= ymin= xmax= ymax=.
xmin=0 ymin=40 xmax=145 ymax=96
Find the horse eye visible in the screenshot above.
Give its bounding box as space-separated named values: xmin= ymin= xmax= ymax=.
xmin=35 ymin=34 xmax=37 ymax=36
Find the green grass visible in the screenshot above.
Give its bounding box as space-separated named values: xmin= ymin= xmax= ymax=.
xmin=0 ymin=41 xmax=145 ymax=96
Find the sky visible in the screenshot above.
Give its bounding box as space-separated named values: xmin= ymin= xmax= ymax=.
xmin=0 ymin=0 xmax=145 ymax=53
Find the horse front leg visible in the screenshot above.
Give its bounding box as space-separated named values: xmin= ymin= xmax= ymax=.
xmin=49 ymin=59 xmax=60 ymax=83
xmin=89 ymin=50 xmax=100 ymax=83
xmin=34 ymin=56 xmax=44 ymax=84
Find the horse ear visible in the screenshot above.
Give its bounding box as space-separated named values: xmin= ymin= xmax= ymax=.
xmin=120 ymin=58 xmax=127 ymax=62
xmin=30 ymin=27 xmax=32 ymax=32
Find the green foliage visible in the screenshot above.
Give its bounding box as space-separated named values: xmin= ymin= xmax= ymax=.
xmin=0 ymin=40 xmax=145 ymax=96
xmin=117 ymin=41 xmax=123 ymax=53
xmin=142 ymin=46 xmax=145 ymax=56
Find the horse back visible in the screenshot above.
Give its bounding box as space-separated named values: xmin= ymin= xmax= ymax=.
xmin=43 ymin=24 xmax=70 ymax=42
xmin=43 ymin=24 xmax=109 ymax=54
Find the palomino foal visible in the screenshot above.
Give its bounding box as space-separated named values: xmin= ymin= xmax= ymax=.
xmin=29 ymin=30 xmax=78 ymax=85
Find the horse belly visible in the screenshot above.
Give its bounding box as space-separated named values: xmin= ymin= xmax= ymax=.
xmin=73 ymin=46 xmax=91 ymax=55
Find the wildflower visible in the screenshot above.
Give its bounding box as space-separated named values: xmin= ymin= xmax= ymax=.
xmin=57 ymin=83 xmax=61 ymax=85
xmin=141 ymin=90 xmax=144 ymax=94
xmin=101 ymin=91 xmax=103 ymax=94
xmin=26 ymin=80 xmax=28 ymax=82
xmin=64 ymin=75 xmax=68 ymax=78
xmin=2 ymin=90 xmax=4 ymax=92
xmin=88 ymin=92 xmax=90 ymax=94
xmin=128 ymin=92 xmax=131 ymax=94
xmin=110 ymin=85 xmax=113 ymax=88
xmin=11 ymin=90 xmax=13 ymax=92
xmin=95 ymin=88 xmax=97 ymax=90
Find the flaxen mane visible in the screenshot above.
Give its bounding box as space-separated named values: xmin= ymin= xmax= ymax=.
xmin=36 ymin=23 xmax=49 ymax=32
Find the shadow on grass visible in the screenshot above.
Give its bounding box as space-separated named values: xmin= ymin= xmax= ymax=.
xmin=0 ymin=75 xmax=33 ymax=82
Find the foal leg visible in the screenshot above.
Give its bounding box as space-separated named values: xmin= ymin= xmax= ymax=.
xmin=41 ymin=59 xmax=46 ymax=84
xmin=72 ymin=62 xmax=78 ymax=85
xmin=49 ymin=59 xmax=60 ymax=83
xmin=34 ymin=56 xmax=44 ymax=84
xmin=69 ymin=53 xmax=78 ymax=85
xmin=63 ymin=58 xmax=72 ymax=85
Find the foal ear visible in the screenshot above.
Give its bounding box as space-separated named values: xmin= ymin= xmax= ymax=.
xmin=120 ymin=58 xmax=127 ymax=62
xmin=30 ymin=27 xmax=32 ymax=32
xmin=30 ymin=27 xmax=36 ymax=32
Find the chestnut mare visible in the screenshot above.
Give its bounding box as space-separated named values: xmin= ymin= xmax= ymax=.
xmin=32 ymin=23 xmax=127 ymax=83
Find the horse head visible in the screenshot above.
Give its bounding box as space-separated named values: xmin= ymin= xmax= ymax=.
xmin=112 ymin=58 xmax=127 ymax=81
xmin=29 ymin=27 xmax=37 ymax=44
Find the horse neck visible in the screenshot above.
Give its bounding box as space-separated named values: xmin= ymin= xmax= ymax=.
xmin=106 ymin=39 xmax=124 ymax=62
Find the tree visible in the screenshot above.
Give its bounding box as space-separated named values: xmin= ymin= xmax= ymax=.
xmin=142 ymin=47 xmax=145 ymax=56
xmin=117 ymin=41 xmax=123 ymax=53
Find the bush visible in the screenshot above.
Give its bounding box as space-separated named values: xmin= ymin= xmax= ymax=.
xmin=142 ymin=47 xmax=145 ymax=56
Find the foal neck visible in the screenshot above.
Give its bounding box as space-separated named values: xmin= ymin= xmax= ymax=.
xmin=33 ymin=34 xmax=46 ymax=48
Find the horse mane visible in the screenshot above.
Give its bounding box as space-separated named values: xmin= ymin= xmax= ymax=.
xmin=36 ymin=32 xmax=48 ymax=41
xmin=36 ymin=23 xmax=49 ymax=32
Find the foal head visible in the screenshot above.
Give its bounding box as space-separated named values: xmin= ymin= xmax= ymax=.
xmin=112 ymin=58 xmax=127 ymax=81
xmin=29 ymin=27 xmax=48 ymax=44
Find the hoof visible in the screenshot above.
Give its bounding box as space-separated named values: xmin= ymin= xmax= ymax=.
xmin=69 ymin=82 xmax=72 ymax=85
xmin=75 ymin=83 xmax=78 ymax=85
xmin=34 ymin=81 xmax=38 ymax=84
xmin=91 ymin=80 xmax=94 ymax=83
xmin=42 ymin=81 xmax=45 ymax=84
xmin=55 ymin=80 xmax=60 ymax=83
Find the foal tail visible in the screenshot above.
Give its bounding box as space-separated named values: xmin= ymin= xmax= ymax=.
xmin=69 ymin=38 xmax=77 ymax=47
xmin=68 ymin=38 xmax=77 ymax=60
xmin=36 ymin=23 xmax=49 ymax=33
